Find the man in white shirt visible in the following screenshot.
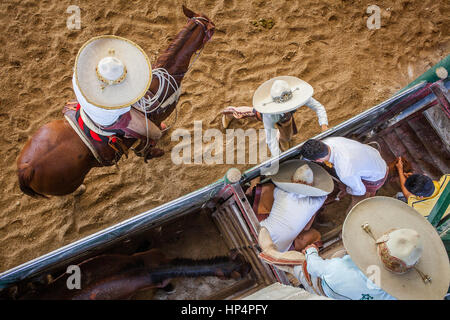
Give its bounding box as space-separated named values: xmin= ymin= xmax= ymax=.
xmin=260 ymin=187 xmax=327 ymax=252
xmin=257 ymin=160 xmax=334 ymax=258
xmin=300 ymin=137 xmax=388 ymax=211
xmin=261 ymin=97 xmax=328 ymax=157
xmin=221 ymin=76 xmax=328 ymax=157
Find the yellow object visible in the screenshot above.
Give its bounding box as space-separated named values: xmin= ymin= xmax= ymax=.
xmin=323 ymin=160 xmax=333 ymax=169
xmin=407 ymin=174 xmax=450 ymax=220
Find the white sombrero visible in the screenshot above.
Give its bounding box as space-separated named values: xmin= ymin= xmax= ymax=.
xmin=343 ymin=196 xmax=450 ymax=300
xmin=74 ymin=35 xmax=152 ymax=110
xmin=252 ymin=76 xmax=314 ymax=115
xmin=269 ymin=159 xmax=334 ymax=197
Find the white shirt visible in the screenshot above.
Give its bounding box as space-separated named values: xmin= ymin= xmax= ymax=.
xmin=294 ymin=248 xmax=396 ymax=300
xmin=72 ymin=76 xmax=131 ymax=126
xmin=324 ymin=137 xmax=387 ymax=196
xmin=263 ymin=97 xmax=328 ymax=157
xmin=260 ymin=187 xmax=326 ymax=252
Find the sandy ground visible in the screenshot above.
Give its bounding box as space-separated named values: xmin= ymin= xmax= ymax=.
xmin=0 ymin=0 xmax=449 ymax=275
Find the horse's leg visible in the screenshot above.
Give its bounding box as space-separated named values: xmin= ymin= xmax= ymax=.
xmin=17 ymin=119 xmax=96 ymax=196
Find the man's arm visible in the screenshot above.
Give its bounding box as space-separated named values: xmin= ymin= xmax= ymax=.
xmin=395 ymin=157 xmax=413 ymax=199
xmin=293 ymin=246 xmax=329 ymax=279
xmin=341 ymin=175 xmax=367 ymax=196
xmin=304 ymin=97 xmax=328 ymax=130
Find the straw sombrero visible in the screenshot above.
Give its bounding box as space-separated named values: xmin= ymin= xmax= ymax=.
xmin=252 ymin=76 xmax=314 ymax=115
xmin=343 ymin=196 xmax=450 ymax=300
xmin=74 ymin=35 xmax=152 ymax=110
xmin=269 ymin=159 xmax=334 ymax=197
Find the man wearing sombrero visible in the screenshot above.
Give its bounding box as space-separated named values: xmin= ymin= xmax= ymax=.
xmin=70 ymin=35 xmax=164 ymax=159
xmin=221 ymin=76 xmax=328 ymax=156
xmin=259 ymin=197 xmax=450 ymax=300
xmin=256 ymin=159 xmax=334 ymax=261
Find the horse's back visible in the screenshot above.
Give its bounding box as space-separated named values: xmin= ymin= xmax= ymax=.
xmin=17 ymin=119 xmax=94 ymax=196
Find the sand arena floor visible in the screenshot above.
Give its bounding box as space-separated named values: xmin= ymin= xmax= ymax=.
xmin=0 ymin=0 xmax=448 ymax=273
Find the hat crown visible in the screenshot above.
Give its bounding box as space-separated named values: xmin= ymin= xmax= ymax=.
xmin=97 ymin=56 xmax=125 ymax=81
xmin=270 ymin=80 xmax=291 ymax=99
xmin=385 ymin=229 xmax=423 ymax=267
xmin=292 ymin=164 xmax=314 ymax=185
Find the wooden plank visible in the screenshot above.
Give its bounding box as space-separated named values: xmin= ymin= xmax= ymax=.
xmin=381 ymin=128 xmax=423 ymax=174
xmin=321 ymin=225 xmax=342 ymax=243
xmin=368 ymin=137 xmax=396 ymax=166
xmin=393 ymin=123 xmax=442 ymax=178
xmin=407 ymin=114 xmax=450 ymax=175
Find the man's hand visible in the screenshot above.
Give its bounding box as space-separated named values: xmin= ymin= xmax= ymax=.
xmin=321 ymin=124 xmax=328 ymax=132
xmin=404 ymin=172 xmax=413 ymax=178
xmin=395 ymin=157 xmax=404 ymax=173
xmin=302 ymin=243 xmax=319 ymax=254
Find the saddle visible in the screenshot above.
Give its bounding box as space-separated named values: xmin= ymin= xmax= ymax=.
xmin=63 ymin=103 xmax=131 ymax=166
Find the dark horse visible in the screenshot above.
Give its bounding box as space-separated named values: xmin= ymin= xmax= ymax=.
xmin=18 ymin=249 xmax=250 ymax=300
xmin=17 ymin=6 xmax=215 ymax=197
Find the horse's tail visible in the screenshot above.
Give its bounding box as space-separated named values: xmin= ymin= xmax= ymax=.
xmin=148 ymin=253 xmax=251 ymax=284
xmin=17 ymin=163 xmax=47 ymax=198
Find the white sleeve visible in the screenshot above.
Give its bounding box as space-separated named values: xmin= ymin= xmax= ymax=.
xmin=263 ymin=113 xmax=281 ymax=157
xmin=341 ymin=175 xmax=367 ymax=196
xmin=293 ymin=247 xmax=330 ymax=279
xmin=304 ymin=97 xmax=328 ymax=126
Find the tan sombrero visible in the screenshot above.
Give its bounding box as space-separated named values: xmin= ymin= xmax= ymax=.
xmin=74 ymin=35 xmax=152 ymax=110
xmin=270 ymin=159 xmax=334 ymax=197
xmin=343 ymin=196 xmax=450 ymax=300
xmin=252 ymin=76 xmax=314 ymax=115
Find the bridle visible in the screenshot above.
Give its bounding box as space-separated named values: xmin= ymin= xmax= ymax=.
xmin=176 ymin=16 xmax=215 ymax=76
xmin=191 ymin=16 xmax=214 ymax=45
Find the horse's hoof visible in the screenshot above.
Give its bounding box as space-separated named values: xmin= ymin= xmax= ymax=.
xmin=73 ymin=184 xmax=86 ymax=196
xmin=145 ymin=148 xmax=165 ymax=161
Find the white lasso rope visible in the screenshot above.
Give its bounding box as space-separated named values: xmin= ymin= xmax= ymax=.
xmin=132 ymin=68 xmax=180 ymax=153
xmin=133 ymin=68 xmax=179 ymax=113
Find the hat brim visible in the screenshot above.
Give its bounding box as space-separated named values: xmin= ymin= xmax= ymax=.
xmin=253 ymin=76 xmax=314 ymax=115
xmin=75 ymin=35 xmax=152 ymax=110
xmin=269 ymin=160 xmax=334 ymax=197
xmin=343 ymin=196 xmax=450 ymax=300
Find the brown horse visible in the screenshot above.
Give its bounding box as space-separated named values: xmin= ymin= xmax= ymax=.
xmin=16 ymin=6 xmax=215 ymax=197
xmin=17 ymin=249 xmax=250 ymax=300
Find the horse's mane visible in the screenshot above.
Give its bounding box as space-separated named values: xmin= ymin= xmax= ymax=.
xmin=148 ymin=256 xmax=244 ymax=283
xmin=154 ymin=22 xmax=196 ymax=69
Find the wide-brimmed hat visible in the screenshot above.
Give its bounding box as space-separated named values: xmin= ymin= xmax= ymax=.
xmin=252 ymin=76 xmax=314 ymax=115
xmin=343 ymin=196 xmax=450 ymax=300
xmin=74 ymin=35 xmax=152 ymax=110
xmin=269 ymin=159 xmax=334 ymax=197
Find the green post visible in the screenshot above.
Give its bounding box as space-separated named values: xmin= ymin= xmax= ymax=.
xmin=399 ymin=55 xmax=450 ymax=92
xmin=427 ymin=184 xmax=450 ymax=228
